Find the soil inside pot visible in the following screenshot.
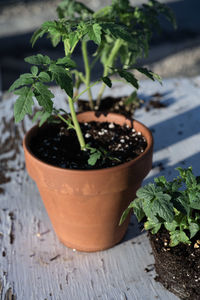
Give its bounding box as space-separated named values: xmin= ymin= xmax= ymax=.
xmin=149 ymin=228 xmax=200 ymax=300
xmin=30 ymin=120 xmax=147 ymax=170
xmin=77 ymin=96 xmax=143 ymax=118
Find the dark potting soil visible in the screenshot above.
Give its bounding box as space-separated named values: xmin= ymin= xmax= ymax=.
xmin=149 ymin=229 xmax=200 ymax=300
xmin=78 ymin=96 xmax=143 ymax=118
xmin=30 ymin=121 xmax=147 ymax=170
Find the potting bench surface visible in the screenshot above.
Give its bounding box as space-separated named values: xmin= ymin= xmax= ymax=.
xmin=1 ymin=77 xmax=200 ymax=300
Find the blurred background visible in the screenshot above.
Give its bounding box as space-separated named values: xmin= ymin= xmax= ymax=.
xmin=0 ymin=0 xmax=200 ymax=94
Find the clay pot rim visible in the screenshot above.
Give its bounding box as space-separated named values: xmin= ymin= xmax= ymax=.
xmin=23 ymin=112 xmax=153 ymax=174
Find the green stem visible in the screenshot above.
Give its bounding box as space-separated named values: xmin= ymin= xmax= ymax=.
xmin=81 ymin=40 xmax=94 ymax=109
xmin=73 ymin=80 xmax=100 ymax=103
xmin=63 ymin=39 xmax=86 ymax=150
xmin=96 ymin=39 xmax=122 ymax=107
xmin=68 ymin=96 xmax=86 ymax=150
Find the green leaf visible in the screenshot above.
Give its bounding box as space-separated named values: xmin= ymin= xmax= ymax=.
xmin=189 ymin=222 xmax=199 ymax=239
xmin=136 ymin=67 xmax=162 ymax=84
xmin=34 ymin=82 xmax=54 ymax=113
xmin=164 ymin=220 xmax=177 ymax=232
xmin=144 ymin=219 xmax=161 ymax=234
xmin=188 ymin=191 xmax=200 ymax=210
xmin=32 ymin=110 xmax=43 ymax=123
xmin=118 ymin=70 xmax=139 ymax=89
xmin=125 ymin=91 xmax=138 ymax=105
xmin=31 ymin=27 xmax=47 ymax=47
xmin=88 ymin=151 xmax=101 ymax=166
xmin=120 ymin=204 xmax=133 ymax=225
xmin=50 ymin=33 xmax=61 ymax=47
xmin=9 ymin=74 xmax=34 ymax=92
xmin=102 ymin=23 xmax=134 ymax=43
xmin=14 ymin=87 xmax=34 ymax=122
xmin=153 ymin=193 xmax=174 ymax=222
xmin=170 ymin=230 xmax=190 ymax=247
xmin=173 ymin=195 xmax=190 ymax=215
xmin=102 ymin=76 xmax=112 ymax=88
xmin=136 ymin=184 xmax=156 ymax=201
xmin=25 ymin=54 xmax=51 ymax=65
xmin=31 ymin=66 xmax=38 ymax=76
xmin=38 ymin=72 xmax=51 ymax=83
xmin=49 ymin=64 xmax=73 ymax=98
xmin=91 ymin=23 xmax=102 ymax=44
xmin=131 ymin=198 xmax=145 ymax=222
xmin=56 ymin=57 xmax=76 ymax=68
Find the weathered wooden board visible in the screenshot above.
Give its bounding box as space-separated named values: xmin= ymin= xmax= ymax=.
xmin=1 ymin=77 xmax=200 ymax=300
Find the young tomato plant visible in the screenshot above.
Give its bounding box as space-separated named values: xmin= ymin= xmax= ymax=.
xmin=32 ymin=0 xmax=176 ymax=108
xmin=9 ymin=0 xmax=175 ymax=166
xmin=120 ymin=167 xmax=200 ymax=247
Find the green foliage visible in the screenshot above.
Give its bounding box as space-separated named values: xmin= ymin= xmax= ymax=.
xmin=86 ymin=145 xmax=121 ymax=166
xmin=120 ymin=167 xmax=200 ymax=247
xmin=9 ymin=0 xmax=176 ymax=167
xmin=9 ymin=54 xmax=77 ymax=123
xmin=29 ymin=0 xmax=176 ymax=104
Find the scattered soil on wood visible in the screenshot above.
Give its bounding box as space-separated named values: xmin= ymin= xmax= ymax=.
xmin=78 ymin=93 xmax=167 ymax=117
xmin=149 ymin=229 xmax=200 ymax=300
xmin=0 ymin=117 xmax=26 ymax=194
xmin=145 ymin=93 xmax=167 ymax=111
xmin=78 ymin=95 xmax=143 ymax=118
xmin=30 ymin=121 xmax=147 ymax=170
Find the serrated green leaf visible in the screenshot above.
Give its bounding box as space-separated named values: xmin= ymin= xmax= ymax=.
xmin=102 ymin=23 xmax=134 ymax=43
xmin=170 ymin=230 xmax=190 ymax=247
xmin=88 ymin=151 xmax=101 ymax=166
xmin=56 ymin=57 xmax=76 ymax=68
xmin=136 ymin=67 xmax=162 ymax=84
xmin=189 ymin=191 xmax=200 ymax=210
xmin=132 ymin=198 xmax=145 ymax=222
xmin=50 ymin=32 xmax=61 ymax=47
xmin=34 ymin=82 xmax=54 ymax=113
xmin=102 ymin=76 xmax=112 ymax=88
xmin=31 ymin=66 xmax=38 ymax=76
xmin=32 ymin=111 xmax=43 ymax=123
xmin=49 ymin=64 xmax=73 ymax=97
xmin=93 ymin=5 xmax=112 ymax=18
xmin=136 ymin=184 xmax=156 ymax=201
xmin=164 ymin=220 xmax=177 ymax=232
xmin=38 ymin=72 xmax=51 ymax=82
xmin=173 ymin=195 xmax=190 ymax=215
xmin=25 ymin=54 xmax=51 ymax=65
xmin=14 ymin=87 xmax=34 ymax=122
xmin=118 ymin=70 xmax=139 ymax=89
xmin=92 ymin=23 xmax=102 ymax=44
xmin=31 ymin=27 xmax=47 ymax=47
xmin=9 ymin=74 xmax=34 ymax=92
xmin=153 ymin=193 xmax=174 ymax=222
xmin=144 ymin=219 xmax=161 ymax=234
xmin=68 ymin=32 xmax=80 ymax=51
xmin=189 ymin=222 xmax=199 ymax=239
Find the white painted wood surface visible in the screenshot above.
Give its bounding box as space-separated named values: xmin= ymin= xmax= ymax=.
xmin=1 ymin=77 xmax=200 ymax=300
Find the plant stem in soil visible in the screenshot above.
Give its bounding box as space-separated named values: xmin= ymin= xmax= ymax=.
xmin=68 ymin=96 xmax=86 ymax=150
xmin=63 ymin=40 xmax=87 ymax=150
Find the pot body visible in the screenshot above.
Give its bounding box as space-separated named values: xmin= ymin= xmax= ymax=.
xmin=23 ymin=112 xmax=153 ymax=251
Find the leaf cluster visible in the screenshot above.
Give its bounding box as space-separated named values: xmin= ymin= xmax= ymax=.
xmin=9 ymin=54 xmax=76 ymax=123
xmin=31 ymin=0 xmax=175 ymax=91
xmin=120 ymin=167 xmax=200 ymax=247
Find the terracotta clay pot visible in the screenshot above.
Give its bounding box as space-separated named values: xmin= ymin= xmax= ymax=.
xmin=23 ymin=112 xmax=153 ymax=252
